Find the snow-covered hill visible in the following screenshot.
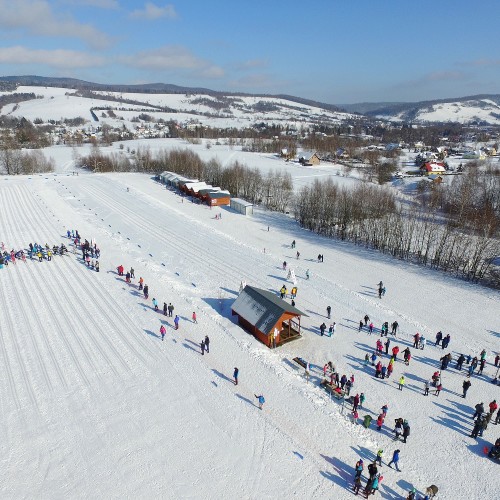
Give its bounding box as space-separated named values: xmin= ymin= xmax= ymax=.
xmin=347 ymin=96 xmax=500 ymax=125
xmin=0 ymin=85 xmax=355 ymax=131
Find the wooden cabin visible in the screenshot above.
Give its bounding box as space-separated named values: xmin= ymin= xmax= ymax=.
xmin=206 ymin=191 xmax=230 ymax=206
xmin=231 ymin=285 xmax=307 ymax=348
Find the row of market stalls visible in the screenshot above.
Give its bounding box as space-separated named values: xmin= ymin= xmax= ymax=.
xmin=159 ymin=171 xmax=231 ymax=206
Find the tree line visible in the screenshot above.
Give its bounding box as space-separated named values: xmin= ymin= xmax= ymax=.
xmin=294 ymin=173 xmax=499 ymax=285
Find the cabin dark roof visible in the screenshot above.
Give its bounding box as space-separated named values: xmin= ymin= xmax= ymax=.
xmin=232 ymin=285 xmax=307 ymax=335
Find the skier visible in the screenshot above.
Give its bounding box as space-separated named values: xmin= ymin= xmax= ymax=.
xmin=255 ymin=394 xmax=265 ymax=410
xmin=152 ymin=298 xmax=158 ymax=311
xmin=143 ymin=285 xmax=149 ymax=299
xmin=192 ymin=311 xmax=197 ymax=323
xmin=388 ymin=449 xmax=400 ymax=471
xmin=160 ymin=324 xmax=166 ymax=341
xmin=174 ymin=315 xmax=179 ymax=330
xmin=204 ymin=336 xmax=210 ymax=353
xmin=326 ymin=305 xmax=331 ymax=319
xmin=233 ymin=367 xmax=239 ymax=385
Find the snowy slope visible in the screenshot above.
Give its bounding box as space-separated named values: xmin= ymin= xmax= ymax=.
xmin=1 ymin=86 xmax=354 ymax=131
xmin=0 ymin=170 xmax=499 ymax=499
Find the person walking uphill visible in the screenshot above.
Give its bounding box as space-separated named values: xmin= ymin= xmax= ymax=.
xmin=233 ymin=367 xmax=239 ymax=385
xmin=152 ymin=298 xmax=158 ymax=311
xmin=201 ymin=340 xmax=205 ymax=355
xmin=160 ymin=324 xmax=166 ymax=341
xmin=174 ymin=315 xmax=180 ymax=330
xmin=192 ymin=311 xmax=197 ymax=324
xmin=143 ymin=285 xmax=149 ymax=299
xmin=326 ymin=305 xmax=331 ymax=319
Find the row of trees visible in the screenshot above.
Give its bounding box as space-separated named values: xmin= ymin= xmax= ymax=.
xmin=294 ymin=177 xmax=499 ymax=283
xmin=0 ymin=148 xmax=54 ymax=174
xmin=77 ymin=146 xmax=294 ymax=212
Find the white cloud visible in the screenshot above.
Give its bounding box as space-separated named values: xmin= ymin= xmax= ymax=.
xmin=129 ymin=2 xmax=177 ymax=20
xmin=63 ymin=0 xmax=119 ymax=8
xmin=0 ymin=46 xmax=106 ymax=68
xmin=0 ymin=0 xmax=111 ymax=49
xmin=121 ymin=45 xmax=224 ymax=78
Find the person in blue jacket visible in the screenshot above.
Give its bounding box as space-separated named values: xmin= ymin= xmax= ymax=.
xmin=255 ymin=394 xmax=265 ymax=409
xmin=387 ymin=449 xmax=400 ymax=471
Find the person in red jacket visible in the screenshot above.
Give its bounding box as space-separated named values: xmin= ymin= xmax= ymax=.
xmin=489 ymin=400 xmax=498 ymax=415
xmin=392 ymin=346 xmax=400 ymax=360
xmin=376 ymin=413 xmax=385 ymax=431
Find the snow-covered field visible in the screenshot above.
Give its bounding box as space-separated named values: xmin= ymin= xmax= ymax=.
xmin=0 ymin=164 xmax=499 ymax=499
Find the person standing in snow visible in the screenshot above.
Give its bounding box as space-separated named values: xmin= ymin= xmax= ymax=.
xmin=200 ymin=340 xmax=205 ymax=355
xmin=143 ymin=285 xmax=149 ymax=299
xmin=320 ymin=322 xmax=327 ymax=336
xmin=398 ymin=375 xmax=405 ymax=390
xmin=359 ymin=320 xmax=364 ymax=332
xmin=152 ymin=298 xmax=158 ymax=311
xmin=424 ymin=380 xmax=430 ymax=396
xmin=163 ymin=302 xmax=168 ymax=316
xmin=255 ymin=394 xmax=265 ymax=410
xmin=402 ymin=423 xmax=410 ymax=443
xmin=326 ymin=305 xmax=331 ymax=319
xmin=364 ymin=315 xmax=370 ymax=326
xmin=391 ymin=321 xmax=398 ymax=336
xmin=233 ymin=367 xmax=239 ymax=385
xmin=160 ymin=324 xmax=166 ymax=341
xmin=168 ymin=303 xmax=174 ymax=317
xmin=462 ymin=379 xmax=471 ymax=398
xmin=192 ymin=311 xmax=197 ymax=323
xmin=130 ymin=267 xmax=135 ymax=279
xmin=204 ymin=335 xmax=210 ymax=353
xmin=174 ymin=315 xmax=179 ymax=330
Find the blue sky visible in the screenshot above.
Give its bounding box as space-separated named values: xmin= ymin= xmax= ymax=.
xmin=0 ymin=0 xmax=499 ymax=104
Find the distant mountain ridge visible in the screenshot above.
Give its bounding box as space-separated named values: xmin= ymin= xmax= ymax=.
xmin=0 ymin=75 xmax=344 ymax=114
xmin=1 ymin=76 xmax=499 ymax=125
